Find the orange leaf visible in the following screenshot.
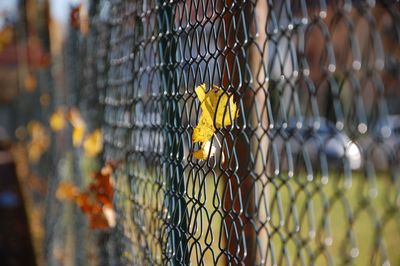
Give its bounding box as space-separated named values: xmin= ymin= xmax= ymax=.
xmin=88 ymin=211 xmax=109 ymax=229
xmin=56 ymin=182 xmax=80 ymax=201
xmin=75 ymin=193 xmax=95 ymax=214
xmin=56 ymin=162 xmax=117 ymax=230
xmin=24 ymin=73 xmax=37 ymax=92
xmin=90 ymin=167 xmax=113 ymax=207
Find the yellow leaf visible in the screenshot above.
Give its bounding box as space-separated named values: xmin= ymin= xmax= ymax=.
xmin=49 ymin=108 xmax=66 ymax=131
xmin=192 ymin=116 xmax=214 ymax=143
xmin=56 ymin=181 xmax=80 ymax=200
xmin=27 ymin=121 xmax=50 ymax=163
xmin=192 ymin=84 xmax=238 ymax=144
xmin=195 ymin=83 xmax=207 ymax=102
xmin=193 ymin=140 xmax=216 ymax=160
xmin=83 ymin=129 xmax=103 ymax=157
xmin=68 ymin=108 xmax=86 ymax=147
xmin=197 ymin=84 xmax=238 ymax=128
xmin=73 ymin=126 xmax=85 ymax=147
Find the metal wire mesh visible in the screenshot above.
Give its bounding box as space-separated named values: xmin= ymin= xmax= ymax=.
xmin=87 ymin=0 xmax=400 ymax=265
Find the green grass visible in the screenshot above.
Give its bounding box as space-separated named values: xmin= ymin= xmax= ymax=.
xmin=194 ymin=171 xmax=400 ymax=265
xmin=118 ymin=167 xmax=400 ymax=265
xmin=265 ymin=171 xmax=400 ymax=266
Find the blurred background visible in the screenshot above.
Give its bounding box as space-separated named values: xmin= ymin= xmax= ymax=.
xmin=1 ymin=1 xmax=400 ymax=266
xmin=0 ymin=1 xmax=106 ymax=265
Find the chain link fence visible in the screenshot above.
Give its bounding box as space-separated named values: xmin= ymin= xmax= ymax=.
xmin=43 ymin=0 xmax=400 ymax=265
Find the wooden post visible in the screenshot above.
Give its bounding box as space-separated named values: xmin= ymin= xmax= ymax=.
xmin=221 ymin=1 xmax=269 ymax=265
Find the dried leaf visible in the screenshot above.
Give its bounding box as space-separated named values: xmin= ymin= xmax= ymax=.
xmin=73 ymin=127 xmax=85 ymax=147
xmin=192 ymin=116 xmax=215 ymax=143
xmin=90 ymin=164 xmax=114 ymax=207
xmin=24 ymin=73 xmax=37 ymax=92
xmin=75 ymin=193 xmax=95 ymax=213
xmin=196 ymin=84 xmax=238 ymax=128
xmin=27 ymin=121 xmax=50 ymax=162
xmin=102 ymin=206 xmax=116 ymax=228
xmin=101 ymin=164 xmax=113 ymax=176
xmin=192 ymin=84 xmax=238 ymax=159
xmin=56 ymin=181 xmax=80 ymax=200
xmin=56 ymin=162 xmax=116 ymax=229
xmin=88 ymin=211 xmax=109 ymax=229
xmin=193 ymin=140 xmax=216 ymax=160
xmin=83 ymin=129 xmax=103 ymax=157
xmin=49 ymin=108 xmax=66 ymax=132
xmin=68 ymin=108 xmax=86 ymax=147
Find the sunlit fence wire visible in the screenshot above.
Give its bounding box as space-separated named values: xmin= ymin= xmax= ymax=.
xmin=61 ymin=0 xmax=400 ymax=265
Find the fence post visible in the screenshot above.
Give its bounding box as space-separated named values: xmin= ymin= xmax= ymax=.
xmin=249 ymin=1 xmax=269 ymax=264
xmin=157 ymin=2 xmax=189 ymax=265
xmin=220 ymin=1 xmax=256 ymax=264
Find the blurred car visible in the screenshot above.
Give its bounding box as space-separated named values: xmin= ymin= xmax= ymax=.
xmin=358 ymin=115 xmax=400 ymax=171
xmin=271 ymin=118 xmax=362 ymax=175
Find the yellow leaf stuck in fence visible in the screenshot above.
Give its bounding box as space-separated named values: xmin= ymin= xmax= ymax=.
xmin=192 ymin=116 xmax=214 ymax=143
xmin=192 ymin=84 xmax=238 ymax=160
xmin=193 ymin=140 xmax=216 ymax=160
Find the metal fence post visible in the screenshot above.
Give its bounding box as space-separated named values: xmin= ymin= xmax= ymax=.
xmin=157 ymin=1 xmax=189 ymax=265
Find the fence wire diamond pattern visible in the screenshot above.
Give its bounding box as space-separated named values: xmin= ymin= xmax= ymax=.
xmin=86 ymin=0 xmax=400 ymax=265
